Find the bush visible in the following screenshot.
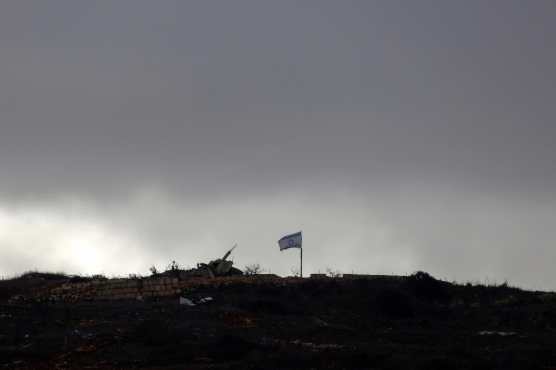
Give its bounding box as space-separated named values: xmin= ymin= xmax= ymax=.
xmin=406 ymin=271 xmax=450 ymax=302
xmin=244 ymin=263 xmax=263 ymax=276
xmin=325 ymin=268 xmax=342 ymax=278
xmin=167 ymin=260 xmax=180 ymax=271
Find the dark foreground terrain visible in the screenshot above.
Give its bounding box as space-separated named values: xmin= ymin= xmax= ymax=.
xmin=1 ymin=272 xmax=556 ymax=369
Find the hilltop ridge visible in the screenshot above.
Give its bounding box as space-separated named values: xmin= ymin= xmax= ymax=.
xmin=1 ymin=271 xmax=555 ymax=369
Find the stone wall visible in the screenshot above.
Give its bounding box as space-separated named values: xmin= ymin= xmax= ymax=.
xmin=34 ymin=274 xmax=406 ymax=302
xmin=48 ymin=277 xmax=181 ymax=301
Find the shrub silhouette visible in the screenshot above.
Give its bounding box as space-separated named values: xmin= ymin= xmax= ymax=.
xmin=244 ymin=263 xmax=263 ymax=275
xmin=405 ymin=271 xmax=450 ymax=302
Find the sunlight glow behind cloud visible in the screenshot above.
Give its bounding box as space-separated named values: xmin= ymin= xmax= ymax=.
xmin=0 ymin=205 xmax=142 ymax=276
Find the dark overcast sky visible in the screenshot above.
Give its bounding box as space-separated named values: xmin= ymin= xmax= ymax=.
xmin=1 ymin=1 xmax=555 ymax=289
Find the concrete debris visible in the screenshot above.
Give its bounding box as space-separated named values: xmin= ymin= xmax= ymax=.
xmin=179 ymin=297 xmax=196 ymax=306
xmin=260 ymin=337 xmax=350 ymax=352
xmin=180 ymin=296 xmax=213 ymax=306
xmin=290 ymin=339 xmax=346 ymax=351
xmin=478 ymin=331 xmax=517 ymax=336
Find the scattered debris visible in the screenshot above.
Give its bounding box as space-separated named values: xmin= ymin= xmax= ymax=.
xmin=179 ymin=297 xmax=196 ymax=306
xmin=180 ymin=296 xmax=213 ymax=306
xmin=478 ymin=331 xmax=517 ymax=336
xmin=260 ymin=337 xmax=349 ymax=352
xmin=289 ymin=339 xmax=347 ymax=351
xmin=199 ymin=296 xmax=214 ymax=304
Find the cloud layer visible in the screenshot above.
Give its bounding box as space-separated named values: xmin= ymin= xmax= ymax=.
xmin=0 ymin=1 xmax=555 ymax=290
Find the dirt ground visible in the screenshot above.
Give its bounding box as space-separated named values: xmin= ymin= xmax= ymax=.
xmin=1 ymin=274 xmax=556 ymax=369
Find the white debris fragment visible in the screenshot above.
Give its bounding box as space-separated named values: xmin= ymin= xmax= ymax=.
xmin=179 ymin=297 xmax=196 ymax=306
xmin=478 ymin=331 xmax=516 ymax=336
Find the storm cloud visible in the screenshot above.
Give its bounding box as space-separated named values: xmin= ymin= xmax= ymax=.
xmin=1 ymin=1 xmax=555 ymax=289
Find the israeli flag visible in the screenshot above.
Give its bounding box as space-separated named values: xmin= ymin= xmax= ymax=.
xmin=278 ymin=231 xmax=302 ymax=251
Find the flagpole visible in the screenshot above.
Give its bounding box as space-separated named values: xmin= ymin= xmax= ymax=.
xmin=300 ymin=247 xmax=303 ymax=278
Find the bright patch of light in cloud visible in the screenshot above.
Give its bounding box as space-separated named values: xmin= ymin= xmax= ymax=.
xmin=0 ymin=204 xmax=143 ymax=276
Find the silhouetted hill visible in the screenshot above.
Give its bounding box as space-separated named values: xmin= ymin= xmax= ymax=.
xmin=0 ymin=272 xmax=555 ymax=369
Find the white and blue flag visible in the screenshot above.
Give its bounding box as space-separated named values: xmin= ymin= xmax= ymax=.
xmin=278 ymin=231 xmax=302 ymax=251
